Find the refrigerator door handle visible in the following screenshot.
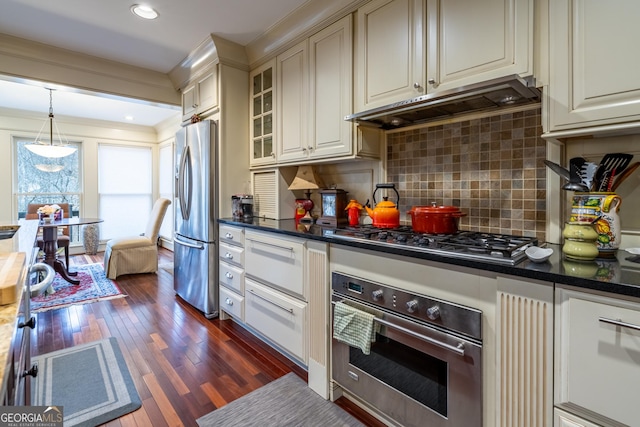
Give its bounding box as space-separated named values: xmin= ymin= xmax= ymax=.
xmin=174 ymin=234 xmax=205 ymax=250
xmin=178 ymin=145 xmax=192 ymax=220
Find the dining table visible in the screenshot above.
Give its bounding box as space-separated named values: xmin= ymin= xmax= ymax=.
xmin=39 ymin=217 xmax=103 ymax=285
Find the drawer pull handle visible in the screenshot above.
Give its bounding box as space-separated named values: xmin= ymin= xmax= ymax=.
xmin=248 ymin=289 xmax=294 ymax=314
xmin=225 ymin=233 xmax=233 ymax=239
xmin=246 ymin=238 xmax=294 ymax=253
xmin=225 ymin=297 xmax=234 ymax=306
xmin=599 ymin=317 xmax=640 ymax=332
xmin=225 ymin=253 xmax=233 ymax=259
xmin=225 ymin=272 xmax=233 ymax=279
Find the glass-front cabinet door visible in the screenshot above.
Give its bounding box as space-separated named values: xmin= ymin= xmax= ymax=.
xmin=250 ymin=60 xmax=276 ymax=166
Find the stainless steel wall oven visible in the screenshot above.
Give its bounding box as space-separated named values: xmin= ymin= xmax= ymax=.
xmin=331 ymin=272 xmax=483 ymax=427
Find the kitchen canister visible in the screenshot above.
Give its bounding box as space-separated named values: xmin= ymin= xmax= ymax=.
xmin=562 ymin=222 xmax=599 ymax=261
xmin=569 ymin=192 xmax=622 ymax=258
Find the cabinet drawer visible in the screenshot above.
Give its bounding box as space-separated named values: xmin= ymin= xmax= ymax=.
xmin=220 ymin=286 xmax=244 ymax=321
xmin=556 ymin=289 xmax=640 ymax=426
xmin=245 ymin=230 xmax=305 ymax=299
xmin=219 ymin=225 xmax=244 ymax=247
xmin=219 ymin=261 xmax=244 ymax=295
xmin=219 ymin=242 xmax=244 ymax=268
xmin=245 ymin=278 xmax=307 ymax=362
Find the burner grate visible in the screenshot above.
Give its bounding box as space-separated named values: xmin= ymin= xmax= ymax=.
xmin=328 ymin=227 xmax=538 ymax=264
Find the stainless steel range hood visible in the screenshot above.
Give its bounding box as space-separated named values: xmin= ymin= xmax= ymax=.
xmin=345 ymin=75 xmax=541 ymax=130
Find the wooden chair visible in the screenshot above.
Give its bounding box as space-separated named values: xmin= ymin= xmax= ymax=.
xmin=103 ymin=198 xmax=171 ymax=279
xmin=26 ymin=203 xmax=71 ymax=267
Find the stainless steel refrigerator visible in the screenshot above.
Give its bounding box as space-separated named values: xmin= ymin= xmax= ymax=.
xmin=174 ymin=120 xmax=218 ymax=318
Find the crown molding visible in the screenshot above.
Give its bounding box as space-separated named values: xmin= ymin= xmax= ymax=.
xmin=0 ymin=33 xmax=180 ymax=106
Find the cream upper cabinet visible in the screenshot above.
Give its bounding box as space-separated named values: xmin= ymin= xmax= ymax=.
xmin=548 ymin=0 xmax=640 ymax=132
xmin=425 ymin=0 xmax=533 ymax=93
xmin=250 ymin=60 xmax=276 ymax=166
xmin=355 ymin=0 xmax=425 ymax=111
xmin=181 ymin=67 xmax=218 ymax=122
xmin=276 ymin=40 xmax=309 ymax=163
xmin=555 ymin=287 xmax=640 ymax=426
xmin=308 ymin=15 xmax=353 ymax=160
xmin=275 ymin=16 xmax=361 ymax=164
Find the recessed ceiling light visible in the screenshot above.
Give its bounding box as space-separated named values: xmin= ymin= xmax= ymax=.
xmin=131 ymin=4 xmax=158 ymax=20
xmin=125 ymin=115 xmax=134 ymax=121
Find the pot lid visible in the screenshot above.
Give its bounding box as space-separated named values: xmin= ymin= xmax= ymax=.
xmin=410 ymin=203 xmax=462 ymax=213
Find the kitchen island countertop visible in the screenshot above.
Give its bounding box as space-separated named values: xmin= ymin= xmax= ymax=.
xmin=219 ymin=217 xmax=640 ymax=300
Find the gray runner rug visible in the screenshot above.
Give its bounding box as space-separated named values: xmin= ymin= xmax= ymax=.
xmin=31 ymin=337 xmax=141 ymax=427
xmin=197 ymin=373 xmax=365 ymax=427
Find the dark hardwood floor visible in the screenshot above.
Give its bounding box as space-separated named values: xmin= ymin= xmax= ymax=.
xmin=31 ymin=248 xmax=383 ymax=427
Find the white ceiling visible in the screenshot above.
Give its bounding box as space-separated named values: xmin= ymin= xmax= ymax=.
xmin=0 ymin=0 xmax=312 ymax=127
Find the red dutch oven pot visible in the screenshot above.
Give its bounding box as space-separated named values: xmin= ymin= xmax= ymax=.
xmin=408 ymin=203 xmax=466 ymax=234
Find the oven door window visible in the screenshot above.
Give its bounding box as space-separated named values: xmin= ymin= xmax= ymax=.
xmin=349 ymin=332 xmax=448 ymax=417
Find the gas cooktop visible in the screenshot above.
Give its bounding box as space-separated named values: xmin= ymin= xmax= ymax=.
xmin=324 ymin=225 xmax=538 ymax=265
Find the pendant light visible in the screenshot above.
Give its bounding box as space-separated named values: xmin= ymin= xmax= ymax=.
xmin=25 ymin=89 xmax=77 ymax=158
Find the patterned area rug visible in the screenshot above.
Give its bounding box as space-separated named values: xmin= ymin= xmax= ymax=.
xmin=31 ymin=337 xmax=141 ymax=427
xmin=31 ymin=263 xmax=126 ymax=313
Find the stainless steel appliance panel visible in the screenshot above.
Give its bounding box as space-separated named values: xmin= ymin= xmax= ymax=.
xmin=174 ymin=120 xmax=219 ymax=317
xmin=175 ymin=121 xmax=217 ymax=244
xmin=331 ymin=272 xmax=482 ymax=427
xmin=174 ymin=235 xmax=217 ymax=317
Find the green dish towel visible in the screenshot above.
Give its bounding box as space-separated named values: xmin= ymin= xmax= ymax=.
xmin=333 ymin=301 xmax=378 ymax=355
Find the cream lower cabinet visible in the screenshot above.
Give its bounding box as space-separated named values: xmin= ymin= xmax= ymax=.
xmin=496 ymin=276 xmax=554 ymax=427
xmin=244 ymin=229 xmax=308 ymax=363
xmin=554 ymin=408 xmax=601 ymax=427
xmin=219 ymin=225 xmax=245 ymax=321
xmin=547 ymin=0 xmax=640 ymax=132
xmin=426 ymin=0 xmax=533 ymax=93
xmin=555 ymin=287 xmax=640 ymax=427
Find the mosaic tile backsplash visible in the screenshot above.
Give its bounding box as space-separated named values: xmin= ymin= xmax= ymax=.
xmin=386 ymin=108 xmax=546 ymax=242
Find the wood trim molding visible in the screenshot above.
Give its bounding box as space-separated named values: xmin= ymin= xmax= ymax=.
xmin=244 ymin=0 xmax=368 ymax=68
xmin=0 ymin=33 xmax=180 ymax=106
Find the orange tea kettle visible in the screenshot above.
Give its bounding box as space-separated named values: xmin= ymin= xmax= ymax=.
xmin=364 ymin=183 xmax=400 ymax=228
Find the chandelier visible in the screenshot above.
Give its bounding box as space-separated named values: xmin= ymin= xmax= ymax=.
xmin=25 ymin=89 xmax=77 ymax=158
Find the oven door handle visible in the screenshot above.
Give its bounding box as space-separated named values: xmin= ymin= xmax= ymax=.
xmin=374 ymin=316 xmax=466 ymax=357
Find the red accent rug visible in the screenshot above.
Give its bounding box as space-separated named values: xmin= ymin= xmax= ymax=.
xmin=31 ymin=263 xmax=126 ymax=313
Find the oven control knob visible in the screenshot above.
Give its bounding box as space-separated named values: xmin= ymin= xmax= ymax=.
xmin=371 ymin=289 xmax=384 ymax=301
xmin=426 ymin=305 xmax=441 ymax=320
xmin=406 ymin=299 xmax=419 ymax=313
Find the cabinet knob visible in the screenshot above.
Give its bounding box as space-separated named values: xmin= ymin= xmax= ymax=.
xmin=18 ymin=317 xmax=36 ymax=329
xmin=427 ymin=78 xmax=437 ymax=85
xmin=413 ymin=82 xmax=423 ymax=90
xmin=270 ymin=152 xmax=275 ymax=158
xmin=225 ymin=272 xmax=233 ymax=279
xmin=225 ymin=297 xmax=234 ymax=306
xmin=192 ymin=103 xmax=198 ymax=108
xmin=308 ymin=146 xmax=313 ymax=150
xmin=301 ymin=147 xmax=307 ymax=152
xmin=23 ymin=364 xmax=38 ymax=378
xmin=225 ymin=253 xmax=233 ymax=259
xmin=225 ymin=233 xmax=233 ymax=239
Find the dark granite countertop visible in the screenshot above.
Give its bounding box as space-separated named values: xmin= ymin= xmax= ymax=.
xmin=220 ymin=217 xmax=640 ymax=300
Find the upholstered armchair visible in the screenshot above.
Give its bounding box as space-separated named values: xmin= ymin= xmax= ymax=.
xmin=103 ymin=198 xmax=171 ymax=279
